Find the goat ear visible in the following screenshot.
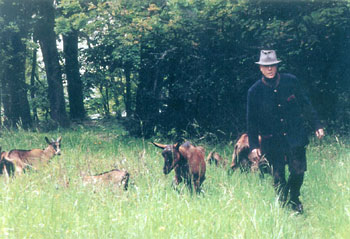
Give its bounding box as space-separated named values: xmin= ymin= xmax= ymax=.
xmin=57 ymin=136 xmax=62 ymax=143
xmin=45 ymin=137 xmax=51 ymax=144
xmin=175 ymin=143 xmax=181 ymax=150
xmin=152 ymin=142 xmax=167 ymax=149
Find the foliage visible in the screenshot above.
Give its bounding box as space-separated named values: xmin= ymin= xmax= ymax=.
xmin=1 ymin=0 xmax=350 ymax=137
xmin=0 ymin=0 xmax=35 ymax=128
xmin=128 ymin=0 xmax=350 ymax=139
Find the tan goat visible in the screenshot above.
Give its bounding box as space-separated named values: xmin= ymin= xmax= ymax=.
xmin=206 ymin=150 xmax=228 ymax=167
xmin=82 ymin=168 xmax=130 ymax=191
xmin=0 ymin=136 xmax=62 ymax=176
xmin=230 ymin=133 xmax=270 ymax=175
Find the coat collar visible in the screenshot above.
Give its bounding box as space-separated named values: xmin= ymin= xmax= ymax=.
xmin=262 ymin=73 xmax=280 ymax=88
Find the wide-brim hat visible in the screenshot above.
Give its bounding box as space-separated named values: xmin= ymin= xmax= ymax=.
xmin=255 ymin=50 xmax=281 ymax=65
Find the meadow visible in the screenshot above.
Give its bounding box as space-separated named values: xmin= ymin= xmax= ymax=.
xmin=0 ymin=121 xmax=349 ymax=239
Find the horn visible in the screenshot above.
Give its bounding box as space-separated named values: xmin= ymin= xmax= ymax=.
xmin=45 ymin=137 xmax=51 ymax=144
xmin=152 ymin=142 xmax=167 ymax=149
xmin=57 ymin=136 xmax=62 ymax=142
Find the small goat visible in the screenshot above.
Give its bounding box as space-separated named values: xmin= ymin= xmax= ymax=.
xmin=0 ymin=136 xmax=62 ymax=176
xmin=206 ymin=150 xmax=227 ymax=167
xmin=153 ymin=141 xmax=206 ymax=194
xmin=230 ymin=133 xmax=270 ymax=174
xmin=82 ymin=168 xmax=130 ymax=191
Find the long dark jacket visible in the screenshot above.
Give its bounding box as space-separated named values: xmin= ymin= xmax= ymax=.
xmin=247 ymin=73 xmax=322 ymax=151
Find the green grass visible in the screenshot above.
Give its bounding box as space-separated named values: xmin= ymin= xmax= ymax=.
xmin=0 ymin=123 xmax=349 ymax=238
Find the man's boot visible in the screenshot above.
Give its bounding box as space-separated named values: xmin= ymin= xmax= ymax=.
xmin=288 ymin=173 xmax=304 ymax=214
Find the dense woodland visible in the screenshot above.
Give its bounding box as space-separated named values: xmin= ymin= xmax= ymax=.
xmin=0 ymin=0 xmax=349 ymax=140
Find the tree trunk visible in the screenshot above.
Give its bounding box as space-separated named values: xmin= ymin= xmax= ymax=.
xmin=0 ymin=71 xmax=3 ymax=128
xmin=30 ymin=47 xmax=39 ymax=122
xmin=1 ymin=74 xmax=10 ymax=127
xmin=35 ymin=0 xmax=69 ymax=128
xmin=124 ymin=65 xmax=132 ymax=117
xmin=63 ymin=30 xmax=86 ymax=120
xmin=135 ymin=44 xmax=160 ymax=137
xmin=0 ymin=0 xmax=33 ymax=129
xmin=103 ymin=85 xmax=110 ymax=117
xmin=1 ymin=32 xmax=32 ymax=129
xmin=0 ymin=76 xmax=2 ymax=127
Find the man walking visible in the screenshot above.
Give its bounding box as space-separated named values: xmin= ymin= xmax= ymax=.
xmin=247 ymin=50 xmax=324 ymax=213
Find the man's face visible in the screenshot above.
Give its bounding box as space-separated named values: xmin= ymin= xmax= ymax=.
xmin=259 ymin=65 xmax=277 ymax=79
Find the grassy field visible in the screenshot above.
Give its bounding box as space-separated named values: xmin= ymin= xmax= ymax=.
xmin=0 ymin=122 xmax=349 ymax=239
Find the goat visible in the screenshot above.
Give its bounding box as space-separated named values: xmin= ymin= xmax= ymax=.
xmin=0 ymin=147 xmax=13 ymax=178
xmin=206 ymin=149 xmax=227 ymax=167
xmin=82 ymin=168 xmax=130 ymax=191
xmin=153 ymin=141 xmax=206 ymax=194
xmin=0 ymin=136 xmax=62 ymax=176
xmin=230 ymin=133 xmax=270 ymax=175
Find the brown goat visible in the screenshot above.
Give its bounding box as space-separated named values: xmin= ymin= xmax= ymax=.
xmin=0 ymin=136 xmax=62 ymax=176
xmin=230 ymin=133 xmax=270 ymax=174
xmin=206 ymin=150 xmax=227 ymax=167
xmin=153 ymin=141 xmax=206 ymax=193
xmin=82 ymin=168 xmax=130 ymax=191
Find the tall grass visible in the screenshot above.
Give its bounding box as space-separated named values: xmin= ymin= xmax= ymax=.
xmin=0 ymin=124 xmax=349 ymax=238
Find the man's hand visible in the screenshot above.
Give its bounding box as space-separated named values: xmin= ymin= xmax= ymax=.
xmin=315 ymin=128 xmax=325 ymax=139
xmin=251 ymin=148 xmax=261 ymax=159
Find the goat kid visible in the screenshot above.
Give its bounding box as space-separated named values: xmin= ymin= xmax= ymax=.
xmin=230 ymin=133 xmax=270 ymax=175
xmin=0 ymin=136 xmax=62 ymax=176
xmin=153 ymin=141 xmax=206 ymax=194
xmin=82 ymin=168 xmax=130 ymax=191
xmin=206 ymin=149 xmax=228 ymax=167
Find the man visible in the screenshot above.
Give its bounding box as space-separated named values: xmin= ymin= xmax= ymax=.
xmin=247 ymin=50 xmax=324 ymax=213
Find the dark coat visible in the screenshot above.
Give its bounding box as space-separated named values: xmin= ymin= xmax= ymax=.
xmin=247 ymin=73 xmax=322 ymax=151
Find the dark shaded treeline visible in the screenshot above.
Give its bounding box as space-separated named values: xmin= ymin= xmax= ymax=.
xmin=0 ymin=0 xmax=71 ymax=128
xmin=133 ymin=0 xmax=350 ymax=140
xmin=0 ymin=0 xmax=349 ymax=140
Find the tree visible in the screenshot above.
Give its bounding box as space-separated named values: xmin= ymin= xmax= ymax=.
xmin=56 ymin=0 xmax=88 ymax=120
xmin=0 ymin=0 xmax=33 ymax=129
xmin=79 ymin=0 xmax=141 ymax=118
xmin=2 ymin=0 xmax=350 ymax=137
xmin=63 ymin=29 xmax=86 ymax=120
xmin=34 ymin=0 xmax=69 ymax=127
